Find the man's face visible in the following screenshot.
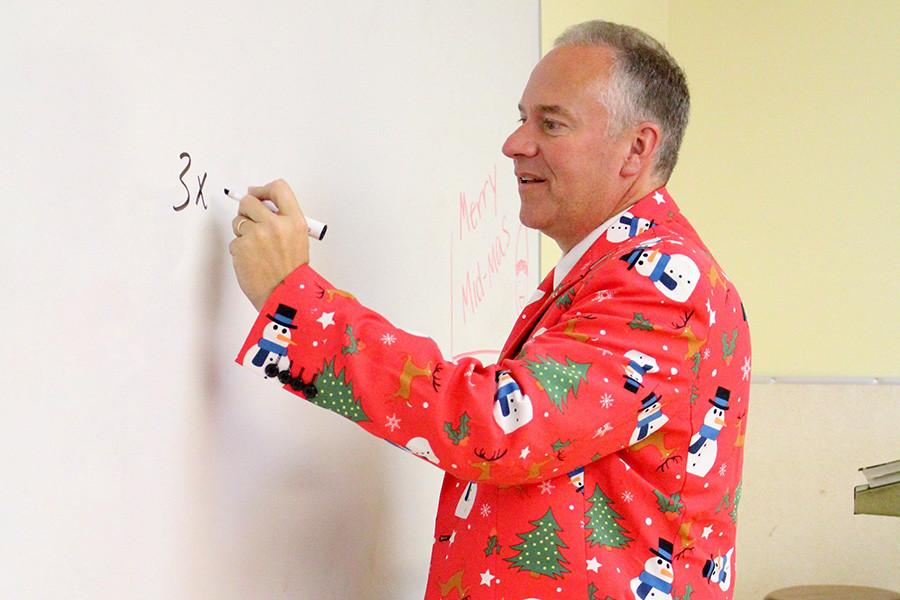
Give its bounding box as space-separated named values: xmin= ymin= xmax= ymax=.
xmin=502 ymin=45 xmax=631 ymax=250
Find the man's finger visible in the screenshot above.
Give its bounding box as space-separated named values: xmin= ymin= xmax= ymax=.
xmin=232 ymin=215 xmax=255 ymax=238
xmin=248 ymin=179 xmax=303 ymax=218
xmin=238 ymin=194 xmax=274 ymax=223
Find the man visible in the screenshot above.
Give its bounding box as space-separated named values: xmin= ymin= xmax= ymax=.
xmin=229 ymin=20 xmax=750 ymax=600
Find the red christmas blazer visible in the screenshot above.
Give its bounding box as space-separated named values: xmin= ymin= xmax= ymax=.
xmin=236 ymin=187 xmax=751 ymax=600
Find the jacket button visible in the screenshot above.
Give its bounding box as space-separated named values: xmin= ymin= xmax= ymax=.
xmin=264 ymin=364 xmax=279 ymax=378
xmin=277 ymin=370 xmax=292 ymax=384
xmin=290 ymin=377 xmax=305 ymax=392
xmin=305 ymin=384 xmax=318 ymax=399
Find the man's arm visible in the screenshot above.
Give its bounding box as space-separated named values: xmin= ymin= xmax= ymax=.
xmin=236 ymin=237 xmax=708 ymax=486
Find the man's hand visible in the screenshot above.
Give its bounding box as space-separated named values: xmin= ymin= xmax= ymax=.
xmin=229 ymin=179 xmax=310 ymax=311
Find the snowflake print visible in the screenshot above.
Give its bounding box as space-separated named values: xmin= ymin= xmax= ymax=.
xmin=718 ymin=463 xmax=727 ymax=477
xmin=599 ymin=393 xmax=614 ymax=409
xmin=538 ymin=480 xmax=555 ymax=495
xmin=385 ymin=413 xmax=401 ymax=432
xmin=381 ymin=332 xmax=397 ymax=346
xmin=621 ymin=490 xmax=634 ymax=503
xmin=741 ymin=355 xmax=752 ymax=381
xmin=703 ymin=347 xmax=711 ymax=360
xmin=480 ymin=504 xmax=492 ymax=518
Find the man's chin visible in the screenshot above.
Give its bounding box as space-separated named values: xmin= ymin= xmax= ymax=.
xmin=518 ymin=205 xmax=551 ymax=232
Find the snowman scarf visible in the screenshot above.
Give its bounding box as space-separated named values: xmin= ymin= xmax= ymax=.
xmin=252 ymin=338 xmax=289 ymax=367
xmin=636 ymin=571 xmax=673 ymax=598
xmin=636 ymin=411 xmax=664 ymax=440
xmin=689 ymin=424 xmax=720 ymax=453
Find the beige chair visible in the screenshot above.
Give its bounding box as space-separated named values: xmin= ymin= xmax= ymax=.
xmin=765 ymin=585 xmax=900 ymax=600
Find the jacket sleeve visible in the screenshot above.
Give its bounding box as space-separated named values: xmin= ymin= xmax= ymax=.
xmin=236 ymin=242 xmax=709 ymax=486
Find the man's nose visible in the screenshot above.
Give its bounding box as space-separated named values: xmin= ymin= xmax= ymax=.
xmin=502 ymin=124 xmax=538 ymax=158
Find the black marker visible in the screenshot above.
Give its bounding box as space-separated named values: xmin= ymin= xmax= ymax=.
xmin=224 ymin=187 xmax=327 ymax=241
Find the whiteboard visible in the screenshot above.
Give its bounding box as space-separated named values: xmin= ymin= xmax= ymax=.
xmin=0 ymin=2 xmax=540 ymax=598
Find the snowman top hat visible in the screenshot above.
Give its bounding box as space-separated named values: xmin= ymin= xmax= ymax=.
xmin=708 ymin=386 xmax=730 ymax=410
xmin=702 ymin=557 xmax=718 ymax=580
xmin=620 ymin=246 xmax=647 ymax=270
xmin=640 ymin=391 xmax=662 ymax=410
xmin=266 ymin=303 xmax=298 ymax=329
xmin=650 ymin=538 xmax=674 ymax=562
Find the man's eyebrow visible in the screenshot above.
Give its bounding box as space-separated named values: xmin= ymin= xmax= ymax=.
xmin=517 ymin=103 xmax=575 ymax=120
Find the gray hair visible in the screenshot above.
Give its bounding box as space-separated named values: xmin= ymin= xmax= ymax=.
xmin=554 ymin=20 xmax=690 ymax=182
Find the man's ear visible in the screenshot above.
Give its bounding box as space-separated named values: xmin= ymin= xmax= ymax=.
xmin=620 ymin=122 xmax=661 ymax=177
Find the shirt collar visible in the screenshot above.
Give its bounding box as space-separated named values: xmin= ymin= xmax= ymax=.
xmin=553 ymin=214 xmax=616 ymax=289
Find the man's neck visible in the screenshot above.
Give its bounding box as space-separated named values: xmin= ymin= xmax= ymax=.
xmin=556 ymin=178 xmax=663 ymax=254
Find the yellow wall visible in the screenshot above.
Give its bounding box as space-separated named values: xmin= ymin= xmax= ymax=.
xmin=540 ymin=2 xmax=900 ymax=597
xmin=539 ymin=0 xmax=900 ymax=377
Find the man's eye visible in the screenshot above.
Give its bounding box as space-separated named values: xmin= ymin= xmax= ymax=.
xmin=517 ymin=116 xmax=526 ymax=124
xmin=543 ymin=119 xmax=562 ymax=131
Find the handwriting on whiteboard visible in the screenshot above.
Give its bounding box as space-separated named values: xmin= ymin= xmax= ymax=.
xmin=173 ymin=152 xmax=208 ymax=211
xmin=459 ymin=216 xmax=512 ymax=323
xmin=457 ymin=165 xmax=497 ymax=240
xmin=454 ymin=165 xmax=515 ymax=324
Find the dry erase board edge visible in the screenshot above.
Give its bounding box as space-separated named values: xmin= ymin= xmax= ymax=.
xmin=751 ymin=376 xmax=900 ymax=385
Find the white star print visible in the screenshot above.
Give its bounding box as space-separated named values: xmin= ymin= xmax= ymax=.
xmin=385 ymin=414 xmax=401 ymax=432
xmin=519 ymin=446 xmax=531 ymax=460
xmin=702 ymin=525 xmax=714 ymax=539
xmin=586 ymin=557 xmax=601 ymax=572
xmin=706 ymin=298 xmax=717 ymax=326
xmin=539 ymin=480 xmax=555 ymax=495
xmin=480 ymin=569 xmax=495 ymax=586
xmin=480 ymin=504 xmax=491 ymax=518
xmin=316 ymin=311 xmax=335 ymax=329
xmin=621 ymin=490 xmax=634 ymax=503
xmin=653 ymin=191 xmax=666 ymax=204
xmin=719 ymin=463 xmax=728 ymax=477
xmin=381 ymin=332 xmax=396 ymax=345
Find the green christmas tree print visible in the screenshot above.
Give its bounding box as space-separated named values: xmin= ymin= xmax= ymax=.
xmin=585 ymin=484 xmax=632 ymax=549
xmin=525 ymin=355 xmax=590 ymax=412
xmin=308 ymin=358 xmax=369 ymax=422
xmin=730 ymin=479 xmax=742 ymax=523
xmin=587 ymin=583 xmax=614 ymax=600
xmin=505 ymin=507 xmax=571 ymax=579
xmin=715 ymin=491 xmax=730 ymax=514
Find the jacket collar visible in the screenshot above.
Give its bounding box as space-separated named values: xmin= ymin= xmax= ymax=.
xmin=498 ymin=187 xmax=682 ymax=362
